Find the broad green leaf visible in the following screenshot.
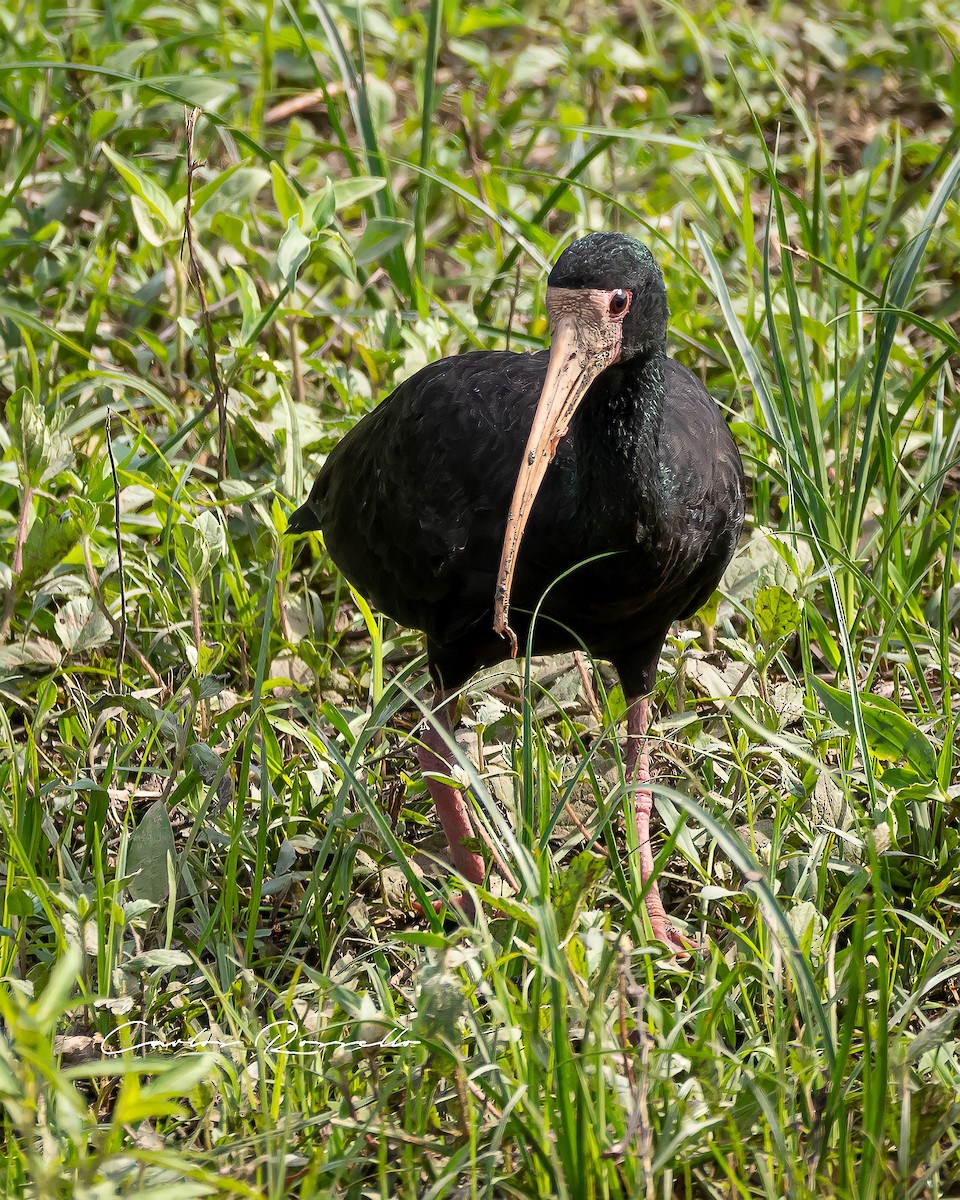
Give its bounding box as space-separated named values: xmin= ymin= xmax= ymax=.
xmin=234 ymin=267 xmax=261 ymax=342
xmin=6 ymin=386 xmax=74 ymax=485
xmin=187 ymin=741 xmax=224 ymax=784
xmin=697 ymin=588 xmax=721 ymax=629
xmin=101 ymin=144 xmax=178 ymax=230
xmin=92 ymin=694 xmax=181 ymax=744
xmin=916 ymin=873 xmax=955 ymax=911
xmin=606 ymin=683 xmax=627 ymax=724
xmin=54 ymin=596 xmax=113 ymax=654
xmin=0 ymin=638 xmax=61 ymax=669
xmin=173 ymin=523 xmax=206 ymax=584
xmin=724 ymin=528 xmax=813 ymax=601
xmin=554 ymin=850 xmax=607 ymax=939
xmin=193 ymin=165 xmax=270 ymax=214
xmin=127 ymin=799 xmax=176 ymax=904
xmin=786 ymin=900 xmax=825 ymax=955
xmin=277 ymin=216 xmax=312 ymax=289
xmin=813 ymin=678 xmax=938 ymax=777
xmin=6 ymin=888 xmax=34 ymax=918
xmin=196 ymin=639 xmax=224 ymax=677
xmin=354 ymin=217 xmax=412 ymax=267
xmin=194 ymin=511 xmax=226 ymax=569
xmin=173 ymin=512 xmax=225 ymax=584
xmin=414 ymin=960 xmax=466 ymax=1048
xmin=271 ymin=162 xmax=303 ymax=226
xmin=130 ymin=194 xmax=168 ymax=248
xmin=754 ymin=584 xmax=802 ymax=642
xmin=332 ymin=176 xmax=387 ymax=208
xmin=87 ymin=109 xmax=116 ymax=142
xmin=123 ymin=949 xmax=193 ymax=973
xmin=315 ymin=230 xmax=357 ymax=280
xmin=210 ymin=211 xmax=250 ymax=254
xmin=18 ymin=506 xmax=84 ymax=592
xmin=308 ymin=179 xmax=336 ymax=229
xmin=735 ymin=693 xmax=784 ymax=733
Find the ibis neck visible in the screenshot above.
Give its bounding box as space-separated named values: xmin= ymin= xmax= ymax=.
xmin=573 ymin=345 xmax=667 ymax=499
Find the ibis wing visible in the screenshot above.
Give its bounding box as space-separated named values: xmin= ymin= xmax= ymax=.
xmin=315 ymin=349 xmax=550 ymax=643
xmin=657 ymin=360 xmax=745 ymax=618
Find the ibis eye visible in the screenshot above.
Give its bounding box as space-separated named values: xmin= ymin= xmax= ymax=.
xmin=609 ymin=289 xmax=629 ymax=316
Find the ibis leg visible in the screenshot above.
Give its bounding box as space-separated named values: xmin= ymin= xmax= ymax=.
xmin=417 ymin=689 xmax=485 ymax=899
xmin=624 ymin=698 xmax=689 ymax=954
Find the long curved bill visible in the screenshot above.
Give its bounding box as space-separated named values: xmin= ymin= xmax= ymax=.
xmin=493 ymin=293 xmax=623 ymax=654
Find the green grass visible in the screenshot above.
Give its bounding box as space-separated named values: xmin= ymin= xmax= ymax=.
xmin=2 ymin=0 xmax=960 ymax=1196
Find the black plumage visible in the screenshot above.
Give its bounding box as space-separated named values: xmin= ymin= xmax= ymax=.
xmin=290 ymin=232 xmax=745 ymax=949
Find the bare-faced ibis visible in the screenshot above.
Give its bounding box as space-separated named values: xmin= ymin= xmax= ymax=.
xmin=290 ymin=232 xmax=745 ymax=950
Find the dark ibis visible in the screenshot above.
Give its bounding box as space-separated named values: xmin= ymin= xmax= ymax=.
xmin=290 ymin=232 xmax=745 ymax=950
